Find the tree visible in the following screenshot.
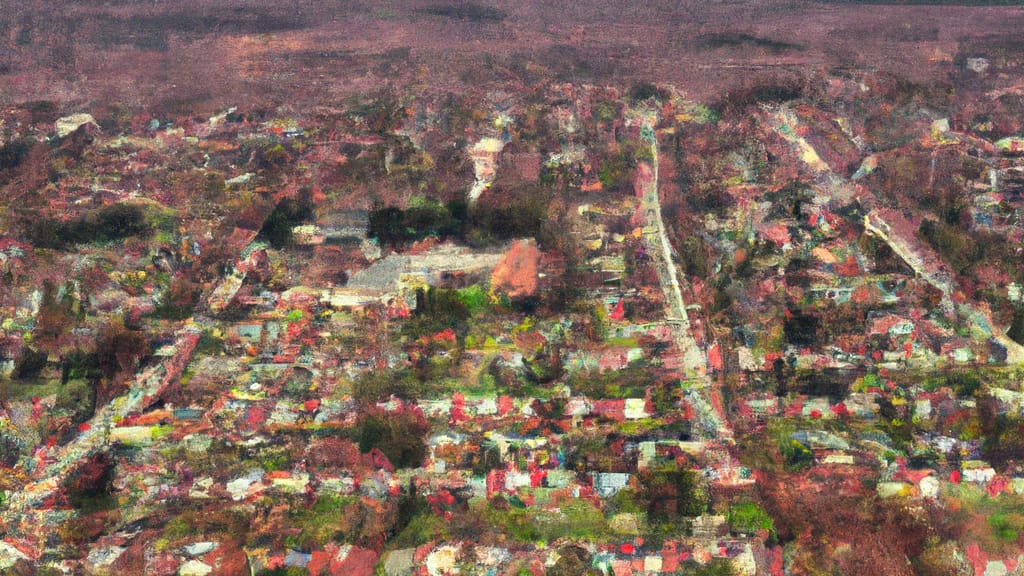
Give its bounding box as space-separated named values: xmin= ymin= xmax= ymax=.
xmin=917 ymin=219 xmax=977 ymax=274
xmin=93 ymin=321 xmax=151 ymax=404
xmin=714 ymin=71 xmax=811 ymax=115
xmin=255 ymin=142 xmax=294 ymax=172
xmin=423 ymin=3 xmax=507 ymax=22
xmin=12 ymin=347 xmax=48 ymax=380
xmin=0 ymin=138 xmax=34 ymax=172
xmin=353 ymin=369 xmax=424 ymax=403
xmin=728 ymin=501 xmax=775 ymax=539
xmin=783 ymin=310 xmax=819 ymax=347
xmin=979 ymin=397 xmax=1024 ymax=469
xmin=391 ymin=481 xmax=445 ymax=547
xmin=546 ymin=545 xmax=601 ymax=576
xmin=354 ymin=407 xmax=429 ymax=469
xmin=56 ymin=378 xmax=96 ymax=430
xmin=596 ymin=147 xmax=636 ymax=194
xmin=20 ymin=204 xmax=151 ymax=249
xmin=629 ymin=82 xmax=669 ymax=104
xmin=522 ymin=397 xmax=569 ymax=436
xmin=678 ymin=234 xmax=711 ymax=279
xmin=0 ymin=433 xmax=23 ymax=467
xmin=640 ymin=468 xmax=707 ymax=522
xmin=258 ymin=197 xmax=313 ymax=248
xmin=367 ymin=198 xmax=465 ymax=247
xmin=153 ymin=276 xmax=200 ymax=320
xmin=1008 ymin=306 xmax=1024 ymax=346
xmin=403 ymin=287 xmax=471 ymax=339
xmin=467 ymin=184 xmax=548 ymax=245
xmin=34 ymin=280 xmax=75 ymax=347
xmin=686 ymin=558 xmax=738 ymax=576
xmin=91 ymin=204 xmax=150 ymax=242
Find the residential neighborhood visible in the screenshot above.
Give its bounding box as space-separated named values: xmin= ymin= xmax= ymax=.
xmin=2 ymin=3 xmax=1024 ymax=573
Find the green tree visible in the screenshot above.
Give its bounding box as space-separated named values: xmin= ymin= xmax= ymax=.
xmin=1008 ymin=306 xmax=1024 ymax=346
xmin=368 ymin=198 xmax=466 ymax=247
xmin=629 ymin=82 xmax=669 ymax=103
xmin=403 ymin=287 xmax=471 ymax=339
xmin=354 ymin=407 xmax=429 ymax=469
xmin=728 ymin=501 xmax=775 ymax=539
xmin=12 ymin=347 xmax=48 ymax=380
xmin=686 ymin=558 xmax=738 ymax=576
xmin=258 ymin=196 xmax=313 ymax=248
xmin=640 ymin=468 xmax=707 ymax=522
xmin=352 ymin=369 xmax=422 ymax=403
xmin=153 ymin=276 xmax=200 ymax=320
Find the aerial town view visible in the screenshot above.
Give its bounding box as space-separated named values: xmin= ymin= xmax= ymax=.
xmin=2 ymin=0 xmax=1024 ymax=574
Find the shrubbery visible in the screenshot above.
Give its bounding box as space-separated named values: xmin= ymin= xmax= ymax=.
xmin=354 ymin=407 xmax=430 ymax=469
xmin=369 ymin=188 xmax=550 ymax=249
xmin=258 ymin=194 xmax=314 ymax=248
xmin=21 ymin=203 xmax=151 ymax=249
xmin=368 ymin=197 xmax=466 ymax=246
